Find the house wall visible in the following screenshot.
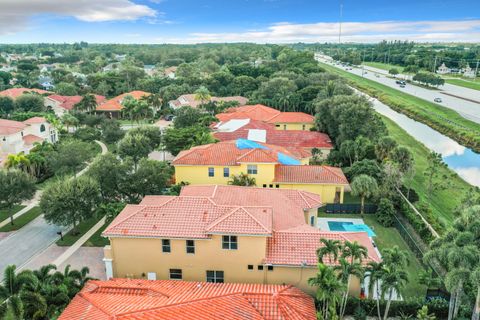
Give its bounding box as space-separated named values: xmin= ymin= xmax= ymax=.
xmin=0 ymin=121 xmax=55 ymax=155
xmin=278 ymin=183 xmax=345 ymax=204
xmin=273 ymin=123 xmax=314 ymax=131
xmin=44 ymin=98 xmax=66 ymax=117
xmin=0 ymin=132 xmax=25 ymax=154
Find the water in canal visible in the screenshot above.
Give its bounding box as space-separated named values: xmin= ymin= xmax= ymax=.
xmin=373 ymin=102 xmax=480 ymax=187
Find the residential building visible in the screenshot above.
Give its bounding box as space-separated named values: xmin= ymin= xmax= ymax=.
xmin=102 ymin=62 xmax=120 ymax=72
xmin=172 ymin=139 xmax=348 ymax=203
xmin=0 ymin=88 xmax=51 ymax=99
xmin=168 ymin=94 xmax=248 ymax=109
xmin=59 ymin=279 xmax=316 ymax=320
xmin=163 ymin=66 xmax=178 ymax=79
xmin=216 ymin=104 xmax=315 ymax=131
xmin=437 ymin=63 xmax=451 ymax=74
xmin=45 ymin=94 xmax=106 ymax=116
xmin=463 ymin=64 xmax=476 ymax=78
xmin=101 ymin=185 xmax=380 ymax=295
xmin=0 ymin=117 xmax=57 ymax=165
xmin=143 ymin=64 xmax=156 ymax=76
xmin=96 ymin=90 xmax=151 ymax=118
xmin=213 ymin=119 xmax=333 ymax=158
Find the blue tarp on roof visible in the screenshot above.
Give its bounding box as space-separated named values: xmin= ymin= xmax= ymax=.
xmin=278 ymin=152 xmax=301 ymax=165
xmin=343 ymin=224 xmax=376 ymax=237
xmin=236 ymin=138 xmax=269 ymax=150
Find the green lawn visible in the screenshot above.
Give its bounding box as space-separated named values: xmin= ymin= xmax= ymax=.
xmin=445 ymin=78 xmax=480 ymax=91
xmin=319 ymin=61 xmax=480 ymax=153
xmin=362 ymin=61 xmax=406 ymax=73
xmin=381 ymin=115 xmax=471 ymax=227
xmin=56 ymin=216 xmax=104 ymax=246
xmin=83 ymin=222 xmax=109 ymax=247
xmin=318 ymin=213 xmax=426 ymax=299
xmin=0 ymin=205 xmax=25 ymax=222
xmin=0 ymin=207 xmax=43 ymax=232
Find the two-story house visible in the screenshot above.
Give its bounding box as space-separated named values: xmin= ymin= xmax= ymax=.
xmin=0 ymin=117 xmax=57 ymax=165
xmin=172 ymin=139 xmax=349 ymax=203
xmin=45 ymin=94 xmax=106 ymax=116
xmin=102 ymin=185 xmax=380 ymax=296
xmin=215 ymin=104 xmax=315 ymax=131
xmin=95 ymin=90 xmax=151 ymax=118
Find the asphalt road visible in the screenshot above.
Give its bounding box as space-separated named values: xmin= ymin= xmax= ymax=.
xmin=318 ymin=59 xmax=480 ymax=124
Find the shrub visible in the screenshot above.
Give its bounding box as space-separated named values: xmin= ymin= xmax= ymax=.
xmin=376 ymin=197 xmax=395 ymax=227
xmin=73 ymin=127 xmax=101 ymax=142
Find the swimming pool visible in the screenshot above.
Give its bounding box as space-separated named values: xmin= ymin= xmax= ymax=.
xmin=327 ymin=221 xmax=376 ymax=237
xmin=328 ymin=221 xmax=353 ymax=231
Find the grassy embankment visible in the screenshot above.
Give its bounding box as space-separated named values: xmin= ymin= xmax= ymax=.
xmin=318 ymin=213 xmax=426 ymax=299
xmin=319 ymin=62 xmax=480 ymax=154
xmin=362 ymin=61 xmax=406 ymax=73
xmin=445 ymin=78 xmax=480 ymax=91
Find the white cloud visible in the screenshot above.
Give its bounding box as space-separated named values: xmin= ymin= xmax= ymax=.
xmin=0 ymin=0 xmax=157 ymax=35
xmin=453 ymin=167 xmax=480 ymax=187
xmin=162 ymin=19 xmax=480 ymax=44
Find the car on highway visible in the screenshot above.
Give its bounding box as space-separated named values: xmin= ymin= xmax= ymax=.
xmin=400 ymin=84 xmax=405 ymax=88
xmin=396 ymin=80 xmax=406 ymax=86
xmin=434 ymin=97 xmax=442 ymax=103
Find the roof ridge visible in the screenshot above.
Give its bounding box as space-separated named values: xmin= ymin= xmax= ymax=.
xmin=205 ymin=207 xmax=271 ymax=234
xmin=102 ymin=205 xmax=147 ymax=234
xmin=76 ymin=292 xmax=115 ymax=318
xmin=276 ymin=295 xmax=311 ymax=320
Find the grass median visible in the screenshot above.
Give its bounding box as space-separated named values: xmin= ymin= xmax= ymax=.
xmin=56 ymin=216 xmax=105 ymax=246
xmin=0 ymin=205 xmax=25 ymax=223
xmin=320 ymin=62 xmax=480 ymax=153
xmin=0 ymin=207 xmax=43 ymax=232
xmin=445 ymin=78 xmax=480 ymax=91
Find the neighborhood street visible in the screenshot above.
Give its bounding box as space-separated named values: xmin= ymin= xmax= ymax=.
xmin=318 ymin=58 xmax=480 ymax=124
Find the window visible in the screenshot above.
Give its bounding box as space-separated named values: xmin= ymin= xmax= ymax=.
xmin=267 ymin=265 xmax=274 ymax=271
xmin=302 ymin=124 xmax=306 ymax=130
xmin=262 ymin=184 xmax=267 ymax=188
xmin=186 ymin=240 xmax=195 ymax=254
xmin=169 ymin=269 xmax=182 ymax=280
xmin=223 ymin=167 xmax=229 ymax=178
xmin=257 ymin=265 xmax=264 ymax=271
xmin=248 ymin=265 xmax=254 ymax=270
xmin=247 ymin=165 xmax=257 ymax=174
xmin=208 ymin=167 xmax=214 ymax=177
xmin=40 ymin=124 xmax=46 ymax=132
xmin=222 ymin=235 xmax=238 ymax=250
xmin=269 ymin=184 xmax=273 ymax=188
xmin=283 ymin=124 xmax=287 ymax=130
xmin=206 ymin=271 xmax=224 ymax=283
xmin=162 ymin=239 xmax=171 ymax=253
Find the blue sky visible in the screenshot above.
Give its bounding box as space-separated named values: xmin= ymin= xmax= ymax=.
xmin=0 ymin=0 xmax=479 ymax=43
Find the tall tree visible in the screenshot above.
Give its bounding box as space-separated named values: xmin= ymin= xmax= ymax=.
xmin=351 ymin=174 xmax=378 ymax=215
xmin=0 ymin=170 xmax=36 ymax=225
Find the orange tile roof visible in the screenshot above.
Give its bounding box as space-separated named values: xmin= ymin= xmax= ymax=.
xmin=0 ymin=88 xmax=51 ymax=99
xmin=273 ymin=165 xmax=349 ymax=185
xmin=47 ymin=95 xmax=106 ymax=111
xmin=172 ymin=140 xmax=302 ymax=166
xmin=0 ymin=119 xmax=27 ymax=135
xmin=103 ymin=196 xmax=273 ymax=238
xmin=59 ymin=279 xmax=316 ymax=320
xmin=23 ymin=116 xmax=47 ymax=124
xmin=22 ymin=134 xmax=43 ymax=145
xmin=265 ymin=226 xmax=381 ymax=267
xmin=216 ymin=105 xmax=314 ymax=124
xmin=96 ymin=91 xmax=151 ymax=111
xmin=213 ymin=120 xmax=333 ymax=149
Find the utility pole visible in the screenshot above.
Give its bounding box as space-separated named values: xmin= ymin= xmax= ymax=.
xmin=338 ymin=1 xmax=343 ymax=44
xmin=433 ymin=56 xmax=437 ymax=73
xmin=475 ymin=59 xmax=479 ymax=79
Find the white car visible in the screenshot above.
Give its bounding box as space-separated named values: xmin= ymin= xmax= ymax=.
xmin=434 ymin=97 xmax=442 ymax=103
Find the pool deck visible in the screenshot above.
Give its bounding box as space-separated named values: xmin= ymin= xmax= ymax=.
xmin=317 ymin=217 xmax=365 ymax=231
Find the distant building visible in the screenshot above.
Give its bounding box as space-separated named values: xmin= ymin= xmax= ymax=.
xmin=45 ymin=94 xmax=106 ymax=116
xmin=143 ymin=64 xmax=156 ymax=76
xmin=0 ymin=88 xmax=51 ymax=99
xmin=114 ymin=54 xmax=127 ymax=61
xmin=163 ymin=66 xmax=178 ymax=79
xmin=96 ymin=90 xmax=151 ymax=118
xmin=436 ymin=63 xmax=451 ymax=74
xmin=38 ymin=76 xmax=54 ymax=90
xmin=0 ymin=117 xmax=57 ymax=165
xmin=168 ymin=94 xmax=248 ymax=109
xmin=102 ymin=63 xmax=120 ymax=72
xmin=463 ymin=64 xmax=476 ymax=78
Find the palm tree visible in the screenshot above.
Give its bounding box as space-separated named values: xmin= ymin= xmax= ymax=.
xmin=4 ymin=153 xmax=30 ymax=172
xmin=380 ymin=264 xmax=408 ymax=320
xmin=142 ymin=93 xmax=162 ymax=116
xmin=365 ymin=261 xmax=384 ymax=320
xmin=61 ymin=113 xmax=79 ymax=132
xmin=121 ymin=95 xmax=137 ymax=122
xmin=335 ymin=257 xmax=364 ymax=319
xmin=324 ymin=80 xmax=336 ymax=98
xmin=194 ymin=86 xmax=211 ymax=106
xmin=317 ymin=238 xmax=342 ymax=264
xmin=0 ymin=265 xmax=38 ymax=319
xmin=228 ymin=173 xmax=256 ymax=186
xmin=74 ymin=94 xmax=97 ymax=113
xmin=342 ymin=241 xmax=368 ymax=264
xmin=351 ymin=174 xmax=378 ymax=215
xmin=308 ymin=263 xmax=345 ymax=320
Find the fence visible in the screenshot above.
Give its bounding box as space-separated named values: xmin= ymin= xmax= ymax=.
xmin=325 ymin=203 xmax=377 ymax=214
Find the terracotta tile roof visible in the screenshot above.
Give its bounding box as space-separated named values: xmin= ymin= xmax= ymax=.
xmin=213 ymin=120 xmax=333 ymax=149
xmin=172 ymin=140 xmax=302 ymax=166
xmin=0 ymin=119 xmax=27 ymax=135
xmin=170 ymin=95 xmax=248 ymax=109
xmin=96 ymin=91 xmax=151 ymax=111
xmin=180 ymin=185 xmax=322 ymax=232
xmin=273 ymin=165 xmax=349 ymax=185
xmin=47 ymin=95 xmax=106 ymax=111
xmin=102 ymin=196 xmax=274 ymax=238
xmin=216 ymin=105 xmax=314 ymax=124
xmin=23 ymin=116 xmax=47 ymax=124
xmin=0 ymin=88 xmax=51 ymax=99
xmin=265 ymin=226 xmax=381 ymax=267
xmin=22 ymin=134 xmax=43 ymax=145
xmin=59 ymin=279 xmax=316 ymax=320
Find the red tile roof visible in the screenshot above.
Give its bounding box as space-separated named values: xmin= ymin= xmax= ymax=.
xmin=265 ymin=226 xmax=381 ymax=267
xmin=96 ymin=91 xmax=151 ymax=111
xmin=47 ymin=95 xmax=106 ymax=111
xmin=59 ymin=279 xmax=316 ymax=320
xmin=274 ymin=165 xmax=349 ymax=185
xmin=216 ymin=105 xmax=314 ymax=124
xmin=22 ymin=134 xmax=43 ymax=145
xmin=23 ymin=116 xmax=47 ymax=124
xmin=173 ymin=140 xmax=303 ymax=166
xmin=213 ymin=120 xmax=333 ymax=149
xmin=0 ymin=119 xmax=27 ymax=135
xmin=0 ymin=88 xmax=51 ymax=99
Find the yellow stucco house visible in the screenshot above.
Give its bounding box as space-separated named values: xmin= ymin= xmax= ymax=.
xmin=215 ymin=104 xmax=315 ymax=131
xmin=172 ymin=139 xmax=349 ymax=204
xmin=102 ymin=185 xmax=381 ymax=296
